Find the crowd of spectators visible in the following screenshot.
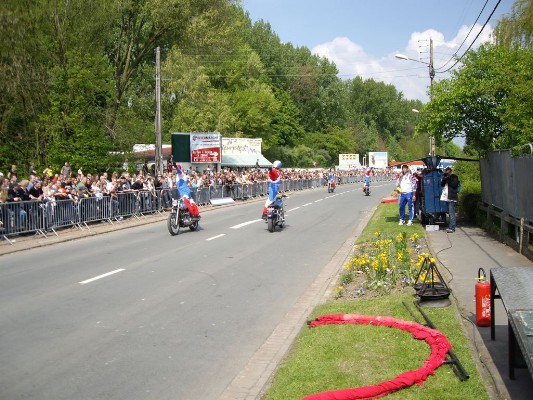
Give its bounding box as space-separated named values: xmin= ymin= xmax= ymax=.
xmin=0 ymin=161 xmax=395 ymax=235
xmin=1 ymin=161 xmax=394 ymax=205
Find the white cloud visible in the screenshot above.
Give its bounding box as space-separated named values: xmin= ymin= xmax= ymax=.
xmin=312 ymin=24 xmax=495 ymax=102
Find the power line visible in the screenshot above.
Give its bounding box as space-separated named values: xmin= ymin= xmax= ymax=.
xmin=437 ymin=0 xmax=503 ymax=74
xmin=435 ymin=0 xmax=491 ymax=71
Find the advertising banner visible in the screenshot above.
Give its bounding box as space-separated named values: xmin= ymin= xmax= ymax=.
xmin=222 ymin=138 xmax=262 ymax=155
xmin=338 ymin=154 xmax=360 ymax=170
xmin=368 ymin=151 xmax=388 ymax=169
xmin=190 ymin=132 xmax=221 ymax=163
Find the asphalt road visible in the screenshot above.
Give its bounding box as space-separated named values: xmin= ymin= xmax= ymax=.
xmin=0 ymin=182 xmax=394 ymax=400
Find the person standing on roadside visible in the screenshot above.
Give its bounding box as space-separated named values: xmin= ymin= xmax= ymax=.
xmin=441 ymin=166 xmax=460 ymax=233
xmin=396 ymin=164 xmax=417 ymax=226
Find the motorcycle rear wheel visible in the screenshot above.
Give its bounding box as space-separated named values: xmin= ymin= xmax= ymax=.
xmin=267 ymin=217 xmax=275 ymax=232
xmin=167 ymin=211 xmax=180 ymax=236
xmin=189 ymin=220 xmax=199 ymax=231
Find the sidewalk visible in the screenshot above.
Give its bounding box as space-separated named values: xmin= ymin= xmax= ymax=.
xmin=426 ymin=224 xmax=533 ymax=400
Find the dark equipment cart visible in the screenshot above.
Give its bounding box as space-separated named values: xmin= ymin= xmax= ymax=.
xmin=418 ymin=156 xmax=448 ymax=226
xmin=415 ymin=155 xmax=477 ymax=226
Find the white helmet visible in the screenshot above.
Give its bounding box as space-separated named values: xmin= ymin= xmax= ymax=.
xmin=273 ymin=160 xmax=282 ymax=169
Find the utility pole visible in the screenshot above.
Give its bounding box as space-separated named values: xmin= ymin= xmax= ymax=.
xmin=429 ymin=38 xmax=435 ymax=88
xmin=429 ymin=38 xmax=436 ymax=156
xmin=155 ymin=46 xmax=163 ymax=175
xmin=396 ymin=39 xmax=436 ymax=156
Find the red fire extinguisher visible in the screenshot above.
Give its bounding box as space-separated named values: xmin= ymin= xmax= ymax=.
xmin=475 ymin=268 xmax=491 ymax=327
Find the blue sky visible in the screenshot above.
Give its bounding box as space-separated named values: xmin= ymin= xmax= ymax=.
xmin=241 ymin=0 xmax=515 ymax=101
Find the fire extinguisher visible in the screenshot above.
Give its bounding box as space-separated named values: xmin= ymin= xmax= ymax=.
xmin=475 ymin=268 xmax=491 ymax=327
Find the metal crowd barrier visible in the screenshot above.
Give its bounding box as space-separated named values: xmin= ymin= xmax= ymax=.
xmin=0 ymin=200 xmax=46 ymax=241
xmin=1 ymin=176 xmax=395 ymax=244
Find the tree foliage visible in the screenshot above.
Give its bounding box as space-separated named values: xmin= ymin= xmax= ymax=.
xmin=4 ymin=0 xmax=507 ymax=176
xmin=494 ymin=0 xmax=533 ymax=49
xmin=417 ymin=44 xmax=533 ymax=154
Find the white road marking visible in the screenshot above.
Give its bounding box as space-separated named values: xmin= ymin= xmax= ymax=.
xmin=206 ymin=234 xmax=226 ymax=241
xmin=287 ymin=206 xmax=300 ymax=212
xmin=314 ymin=199 xmax=323 ymax=202
xmin=79 ymin=269 xmax=125 ymax=285
xmin=230 ymin=220 xmax=261 ymax=229
xmin=302 ymin=202 xmax=313 ymax=207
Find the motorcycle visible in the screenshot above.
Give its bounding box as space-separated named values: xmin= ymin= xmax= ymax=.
xmin=363 ymin=183 xmax=370 ymax=196
xmin=327 ymin=179 xmax=336 ymax=193
xmin=167 ymin=197 xmax=200 ymax=236
xmin=266 ymin=193 xmax=286 ymax=232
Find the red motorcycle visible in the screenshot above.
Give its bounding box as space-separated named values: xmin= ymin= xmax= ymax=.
xmin=167 ymin=197 xmax=200 ymax=236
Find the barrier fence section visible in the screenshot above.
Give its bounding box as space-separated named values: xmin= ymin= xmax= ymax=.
xmin=1 ymin=175 xmax=393 ymax=244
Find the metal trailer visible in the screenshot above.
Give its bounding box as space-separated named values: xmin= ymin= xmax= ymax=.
xmin=418 ymin=158 xmax=448 ymax=225
xmin=416 ymin=155 xmax=477 ymax=226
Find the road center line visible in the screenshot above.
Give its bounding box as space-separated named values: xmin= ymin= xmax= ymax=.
xmin=314 ymin=199 xmax=323 ymax=202
xmin=230 ymin=220 xmax=261 ymax=229
xmin=302 ymin=202 xmax=313 ymax=207
xmin=206 ymin=234 xmax=226 ymax=241
xmin=287 ymin=206 xmax=300 ymax=212
xmin=79 ymin=269 xmax=125 ymax=285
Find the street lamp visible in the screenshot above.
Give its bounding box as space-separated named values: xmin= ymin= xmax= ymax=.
xmin=395 ymin=38 xmax=435 ymax=88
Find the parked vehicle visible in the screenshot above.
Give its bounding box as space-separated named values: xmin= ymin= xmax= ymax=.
xmin=168 ymin=197 xmax=200 ymax=235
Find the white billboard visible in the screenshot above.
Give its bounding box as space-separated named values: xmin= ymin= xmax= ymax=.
xmin=338 ymin=154 xmax=360 ymax=170
xmin=368 ymin=152 xmax=388 ymax=169
xmin=222 ymin=137 xmax=262 ymax=155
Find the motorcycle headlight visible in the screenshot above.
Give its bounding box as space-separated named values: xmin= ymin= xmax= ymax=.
xmin=172 ymin=199 xmax=178 ymax=207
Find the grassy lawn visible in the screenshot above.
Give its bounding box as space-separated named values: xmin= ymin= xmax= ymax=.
xmin=262 ymin=201 xmax=488 ymax=400
xmin=356 ymin=202 xmax=426 ymax=244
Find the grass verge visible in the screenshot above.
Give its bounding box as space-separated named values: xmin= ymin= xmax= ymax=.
xmin=262 ymin=201 xmax=488 ymax=400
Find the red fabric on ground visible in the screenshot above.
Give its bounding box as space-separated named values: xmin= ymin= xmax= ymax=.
xmin=303 ymin=314 xmax=452 ymax=400
xmin=381 ymin=198 xmax=398 ymax=203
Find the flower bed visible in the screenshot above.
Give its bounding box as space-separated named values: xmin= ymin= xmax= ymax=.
xmin=335 ymin=231 xmax=432 ymax=299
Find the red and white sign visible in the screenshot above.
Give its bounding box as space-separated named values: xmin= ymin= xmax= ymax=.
xmin=190 ymin=133 xmax=221 ymax=163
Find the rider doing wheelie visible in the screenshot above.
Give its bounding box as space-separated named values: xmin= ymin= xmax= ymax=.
xmin=175 ymin=164 xmax=200 ymax=219
xmin=327 ymin=168 xmax=336 ymax=192
xmin=363 ymin=167 xmax=373 ymax=195
xmin=261 ymin=160 xmax=283 ymax=221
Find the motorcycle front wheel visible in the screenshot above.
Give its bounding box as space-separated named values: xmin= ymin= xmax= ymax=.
xmin=167 ymin=211 xmax=180 ymax=236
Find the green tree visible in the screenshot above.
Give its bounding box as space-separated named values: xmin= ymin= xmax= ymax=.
xmin=267 ymin=88 xmax=305 ymax=149
xmin=0 ymin=1 xmax=55 ymax=169
xmin=494 ymin=0 xmax=533 ymax=49
xmin=303 ymin=127 xmax=355 ymax=163
xmin=418 ymin=44 xmax=533 ymax=153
